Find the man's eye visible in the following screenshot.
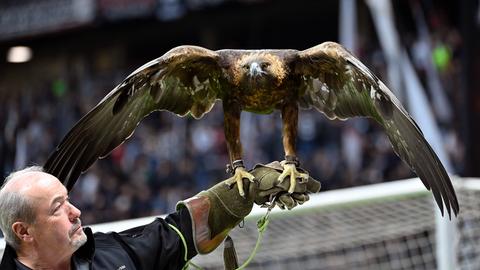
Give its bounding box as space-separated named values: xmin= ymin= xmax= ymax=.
xmin=53 ymin=202 xmax=63 ymax=214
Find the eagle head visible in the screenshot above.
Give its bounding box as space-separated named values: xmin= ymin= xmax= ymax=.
xmin=234 ymin=53 xmax=286 ymax=89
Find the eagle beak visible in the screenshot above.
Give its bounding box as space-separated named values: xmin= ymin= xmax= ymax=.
xmin=249 ymin=62 xmax=263 ymax=77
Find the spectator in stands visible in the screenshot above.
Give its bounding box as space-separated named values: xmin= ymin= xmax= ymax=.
xmin=0 ymin=163 xmax=320 ymax=269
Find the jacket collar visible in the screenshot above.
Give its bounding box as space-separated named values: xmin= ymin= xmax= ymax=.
xmin=0 ymin=243 xmax=18 ymax=270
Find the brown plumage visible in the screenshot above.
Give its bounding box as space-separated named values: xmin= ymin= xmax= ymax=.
xmin=44 ymin=42 xmax=459 ymax=218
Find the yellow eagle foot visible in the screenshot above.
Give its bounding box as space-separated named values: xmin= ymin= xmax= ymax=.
xmin=278 ymin=163 xmax=309 ymax=194
xmin=224 ymin=166 xmax=255 ymax=198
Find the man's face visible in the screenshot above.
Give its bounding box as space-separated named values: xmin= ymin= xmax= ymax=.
xmin=24 ymin=173 xmax=87 ymax=255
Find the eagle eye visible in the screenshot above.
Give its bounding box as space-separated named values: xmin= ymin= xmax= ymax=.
xmin=261 ymin=62 xmax=270 ymax=69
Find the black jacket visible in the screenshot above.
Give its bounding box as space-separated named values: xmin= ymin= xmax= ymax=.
xmin=0 ymin=208 xmax=197 ymax=270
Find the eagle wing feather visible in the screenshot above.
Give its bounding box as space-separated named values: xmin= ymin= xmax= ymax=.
xmin=44 ymin=45 xmax=223 ymax=190
xmin=296 ymin=42 xmax=459 ymax=217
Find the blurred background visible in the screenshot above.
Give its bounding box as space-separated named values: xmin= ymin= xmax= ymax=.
xmin=0 ymin=0 xmax=478 ymax=226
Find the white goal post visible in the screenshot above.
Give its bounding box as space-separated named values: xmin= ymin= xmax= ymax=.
xmin=2 ymin=177 xmax=479 ymax=269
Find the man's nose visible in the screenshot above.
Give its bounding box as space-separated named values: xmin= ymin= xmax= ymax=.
xmin=67 ymin=201 xmax=82 ymax=219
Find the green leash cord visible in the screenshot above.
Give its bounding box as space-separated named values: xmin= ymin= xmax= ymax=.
xmin=169 ymin=205 xmax=273 ymax=270
xmin=234 ymin=208 xmax=271 ymax=270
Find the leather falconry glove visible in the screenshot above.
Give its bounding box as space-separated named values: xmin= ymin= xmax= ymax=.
xmin=176 ymin=161 xmax=321 ymax=254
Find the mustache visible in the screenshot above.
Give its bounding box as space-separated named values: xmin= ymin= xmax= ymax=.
xmin=69 ymin=218 xmax=82 ymax=236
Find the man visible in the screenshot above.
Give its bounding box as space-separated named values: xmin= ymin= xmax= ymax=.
xmin=0 ymin=163 xmax=320 ymax=269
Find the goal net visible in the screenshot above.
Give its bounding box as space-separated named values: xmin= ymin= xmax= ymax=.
xmin=191 ymin=177 xmax=479 ymax=270
xmin=1 ymin=177 xmax=479 ymax=269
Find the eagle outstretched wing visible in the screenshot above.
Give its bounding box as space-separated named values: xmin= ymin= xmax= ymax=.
xmin=296 ymin=42 xmax=459 ymax=218
xmin=44 ymin=46 xmax=223 ymax=191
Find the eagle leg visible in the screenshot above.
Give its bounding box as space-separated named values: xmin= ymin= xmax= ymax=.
xmin=279 ymin=104 xmax=308 ymax=193
xmin=223 ymin=104 xmax=255 ymax=197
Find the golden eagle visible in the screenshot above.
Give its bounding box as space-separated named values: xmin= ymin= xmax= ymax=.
xmin=44 ymin=42 xmax=459 ymax=217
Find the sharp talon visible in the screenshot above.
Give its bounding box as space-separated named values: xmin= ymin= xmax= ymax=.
xmin=277 ymin=173 xmax=287 ymax=184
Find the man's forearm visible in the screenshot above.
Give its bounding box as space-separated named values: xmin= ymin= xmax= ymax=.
xmin=177 ymin=180 xmax=254 ymax=254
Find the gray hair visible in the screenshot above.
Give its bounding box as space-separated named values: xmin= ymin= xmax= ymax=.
xmin=0 ymin=166 xmax=44 ymax=250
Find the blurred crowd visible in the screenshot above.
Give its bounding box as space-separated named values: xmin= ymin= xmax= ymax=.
xmin=0 ymin=7 xmax=465 ymax=226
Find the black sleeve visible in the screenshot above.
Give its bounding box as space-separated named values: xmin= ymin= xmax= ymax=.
xmin=107 ymin=208 xmax=198 ymax=270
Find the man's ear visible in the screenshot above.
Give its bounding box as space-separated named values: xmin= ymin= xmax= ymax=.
xmin=12 ymin=222 xmax=33 ymax=243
